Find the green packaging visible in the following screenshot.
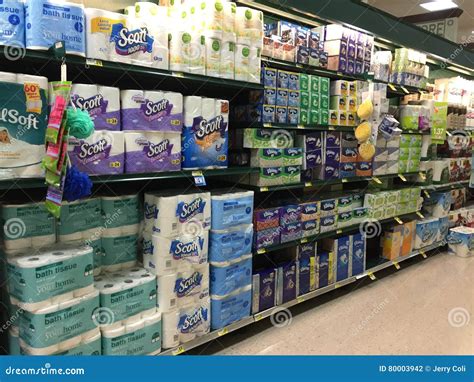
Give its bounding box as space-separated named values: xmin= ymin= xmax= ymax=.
xmin=300 ymin=91 xmax=310 ymax=108
xmin=320 ymin=94 xmax=329 ymax=109
xmin=309 ymin=109 xmax=320 ymax=125
xmin=320 ymin=109 xmax=329 ymax=125
xmin=300 ymin=108 xmax=309 ymax=125
xmin=299 ymin=74 xmax=309 ymax=91
xmin=309 ymin=75 xmax=319 ymax=93
xmin=309 ymin=93 xmax=320 ymax=109
xmin=319 ymin=77 xmax=330 ymax=96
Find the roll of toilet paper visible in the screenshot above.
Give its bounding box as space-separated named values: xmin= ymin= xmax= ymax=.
xmin=121 ymin=89 xmax=147 ymax=130
xmin=137 ymin=90 xmax=183 ymax=132
xmin=178 ymin=299 xmax=210 ymax=343
xmin=235 ymin=44 xmax=250 ymax=82
xmin=0 ymin=71 xmax=18 ymax=83
xmin=59 ymin=198 xmax=102 ymax=236
xmin=25 ymin=0 xmax=86 ymax=56
xmin=157 ymin=272 xmax=178 ymax=312
xmin=186 ymin=32 xmax=206 ymax=75
xmin=124 ymin=6 xmax=135 ymax=16
xmin=8 ymin=326 xmax=20 ymax=355
xmin=163 ymin=91 xmax=183 ymax=132
xmin=211 ymin=190 xmax=254 ymax=230
xmin=101 ymin=194 xmax=140 ymax=229
xmin=220 ymin=33 xmax=236 ymax=79
xmin=161 ymin=310 xmax=180 ymax=349
xmin=7 ymin=244 xmax=94 ymax=307
xmin=95 ymin=86 xmax=121 ymax=131
xmin=205 ymin=31 xmax=222 ymax=78
xmin=184 ymin=96 xmax=202 ymax=128
xmin=68 ymin=131 xmax=125 ymax=175
xmin=101 ymin=231 xmax=138 ymax=270
xmin=85 ymin=8 xmax=126 ymax=60
xmin=223 ymin=1 xmax=236 ymax=33
xmin=432 ymin=159 xmax=450 ymax=183
xmin=210 ymin=224 xmax=253 ymax=262
xmin=0 ymin=1 xmax=25 ymax=48
xmin=16 ymin=74 xmax=48 ymax=92
xmin=169 ymin=30 xmax=189 ymax=73
xmin=135 ymin=1 xmax=159 ymax=18
xmin=248 ymin=46 xmax=261 ymax=83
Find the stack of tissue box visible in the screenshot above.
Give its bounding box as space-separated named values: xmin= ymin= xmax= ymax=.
xmin=329 ymin=80 xmax=358 ymax=126
xmin=390 ymin=48 xmax=428 ymax=88
xmin=142 ymin=191 xmax=211 ymax=349
xmin=399 ymin=134 xmax=422 ymax=173
xmin=373 ymin=135 xmax=400 ymax=175
xmin=381 ymin=220 xmax=416 ymax=260
xmin=209 ymin=190 xmax=254 ymax=329
xmin=364 ymin=187 xmax=422 ymax=220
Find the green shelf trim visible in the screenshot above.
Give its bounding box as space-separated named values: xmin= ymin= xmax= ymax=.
xmin=234 ymin=122 xmax=355 ymax=132
xmin=0 ymin=167 xmax=260 ymax=191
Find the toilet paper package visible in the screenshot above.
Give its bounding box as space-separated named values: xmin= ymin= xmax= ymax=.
xmin=414 ymin=218 xmax=439 ymax=249
xmin=0 ymin=78 xmax=49 ymax=179
xmin=7 ymin=244 xmax=94 ymax=308
xmin=1 ymin=202 xmax=56 ymax=251
xmin=20 ymin=327 xmax=101 ymax=355
xmin=211 ymin=284 xmax=251 ymax=330
xmin=251 ymin=268 xmax=277 ymax=313
xmin=8 ymin=326 xmax=20 ymax=355
xmin=423 ymin=191 xmax=452 ymax=218
xmin=101 ymin=231 xmax=138 ymax=271
xmin=209 ymin=224 xmax=253 ymax=262
xmin=447 ymin=226 xmax=474 ymax=258
xmin=182 ymin=97 xmax=229 ymax=169
xmin=58 ymin=198 xmax=102 ymax=238
xmin=25 ymin=0 xmax=85 ymax=56
xmin=177 ymin=299 xmax=210 ymax=343
xmin=71 ymin=84 xmax=121 ymax=131
xmin=438 ymin=216 xmax=449 ymax=242
xmin=101 ymin=311 xmax=162 ymax=355
xmin=145 ymin=232 xmax=209 ymax=274
xmin=210 ymin=254 xmax=252 ymax=296
xmin=124 ymin=132 xmax=181 ymax=173
xmin=101 ymin=195 xmax=140 ymax=231
xmin=210 ymin=190 xmax=254 ymax=230
xmin=157 ymin=263 xmax=209 ymax=312
xmin=18 ymin=290 xmax=99 ymax=350
xmin=0 ymin=1 xmax=25 ymax=47
xmin=144 ymin=191 xmax=211 ymax=238
xmin=68 ymin=131 xmax=125 ymax=175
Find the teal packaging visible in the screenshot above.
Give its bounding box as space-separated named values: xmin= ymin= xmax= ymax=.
xmin=8 ymin=327 xmax=20 ymax=355
xmin=56 ymin=336 xmax=101 ymax=355
xmin=59 ymin=198 xmax=102 ymax=235
xmin=25 ymin=0 xmax=85 ymax=56
xmin=1 ymin=202 xmax=55 ymax=240
xmin=19 ymin=291 xmax=99 ymax=348
xmin=101 ymin=195 xmax=140 ymax=229
xmin=7 ymin=245 xmax=94 ymax=303
xmin=102 ymin=234 xmax=138 ymax=267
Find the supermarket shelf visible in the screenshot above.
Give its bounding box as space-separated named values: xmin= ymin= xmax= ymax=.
xmin=8 ymin=49 xmax=263 ymax=91
xmin=233 ymin=122 xmax=354 ymax=132
xmin=159 ymin=240 xmax=445 ymax=356
xmin=0 ymin=167 xmax=260 ymax=191
xmin=254 ymin=212 xmax=421 ymax=255
xmin=421 ymin=180 xmax=470 ymax=192
xmin=239 ymin=171 xmax=424 ymax=193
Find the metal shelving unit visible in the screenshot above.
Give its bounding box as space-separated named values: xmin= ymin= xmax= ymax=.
xmin=159 ymin=240 xmax=446 ymax=356
xmin=233 ymin=122 xmax=355 ymax=132
xmin=421 ymin=181 xmax=470 ymax=192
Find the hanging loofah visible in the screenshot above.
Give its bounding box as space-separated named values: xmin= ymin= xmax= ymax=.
xmin=357 ymin=98 xmax=374 ymax=120
xmin=66 ymin=107 xmax=95 ymax=139
xmin=358 ymin=141 xmax=376 ymax=161
xmin=63 ymin=165 xmax=93 ymax=202
xmin=355 ymin=121 xmax=371 ymax=143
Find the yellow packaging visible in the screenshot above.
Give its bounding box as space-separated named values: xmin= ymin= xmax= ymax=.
xmin=382 ymin=227 xmax=403 ymax=260
xmin=401 ymin=221 xmax=415 ymax=257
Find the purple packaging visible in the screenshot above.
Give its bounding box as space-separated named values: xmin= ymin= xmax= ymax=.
xmin=277 ymin=262 xmax=297 ymax=304
xmin=301 ymin=202 xmax=319 ymax=220
xmin=298 ymin=257 xmax=311 ymax=295
xmin=68 ymin=132 xmax=124 ymax=175
xmin=277 ymin=70 xmax=289 ymax=89
xmin=363 ymin=60 xmax=371 ymax=74
xmin=281 ymin=222 xmax=303 ymax=243
xmin=264 ymin=88 xmax=276 ymax=105
xmin=339 ymin=162 xmax=356 ymax=177
xmin=263 ymin=67 xmax=277 ymax=87
xmin=297 ymin=132 xmax=322 ymax=151
xmin=254 ymin=207 xmax=280 ymax=231
xmin=288 ymin=91 xmax=300 ymax=107
xmin=296 ymin=46 xmax=310 ymax=64
xmin=325 ymin=147 xmax=340 ymax=162
xmin=308 ymin=31 xmax=320 ymax=49
xmin=288 ymin=73 xmax=300 ymax=90
xmin=255 ymin=227 xmax=280 ymax=249
xmin=319 ymin=51 xmax=328 ymax=68
xmin=356 ymin=44 xmax=364 ymax=61
xmin=296 ymin=26 xmax=309 ymax=47
xmin=317 ymin=252 xmax=329 ymax=288
xmin=276 ymin=88 xmax=288 ymax=106
xmin=280 ymin=205 xmax=302 ymax=225
xmin=364 ymin=46 xmax=372 ymax=61
xmin=288 ymin=107 xmax=299 ymax=125
xmin=276 ymin=106 xmax=288 ymax=123
xmin=125 ymin=132 xmax=181 ymax=173
xmin=309 ymin=48 xmax=320 ymax=66
xmin=347 ymin=42 xmax=356 ymax=59
xmin=315 ymin=163 xmax=340 ymax=179
xmin=323 ymin=131 xmax=341 ymax=148
xmin=304 ymin=149 xmax=323 ymax=169
xmin=351 ymin=233 xmax=366 ymax=276
xmin=296 ymin=242 xmax=317 ymax=260
xmin=252 ymin=268 xmax=277 ymax=313
xmin=338 ymin=56 xmax=347 ymax=72
xmin=347 ymin=58 xmax=355 ymax=74
xmin=341 ymin=147 xmax=357 ymax=162
xmin=355 ymin=60 xmax=363 ymax=75
xmin=332 ymin=236 xmax=350 ymax=282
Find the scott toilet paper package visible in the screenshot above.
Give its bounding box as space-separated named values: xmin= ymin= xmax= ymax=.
xmin=0 ymin=74 xmax=49 ymax=179
xmin=25 ymin=0 xmax=86 ymax=56
xmin=7 ymin=244 xmax=95 ymax=310
xmin=68 ymin=131 xmax=125 ymax=175
xmin=0 ymin=1 xmax=25 ymax=47
xmin=182 ymin=97 xmax=229 ymax=169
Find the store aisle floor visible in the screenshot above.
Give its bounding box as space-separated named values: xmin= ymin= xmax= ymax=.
xmin=195 ymin=252 xmax=473 ymax=355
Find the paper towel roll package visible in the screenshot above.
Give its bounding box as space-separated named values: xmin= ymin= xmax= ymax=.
xmin=447 ymin=226 xmax=474 ymax=258
xmin=182 ymin=97 xmax=229 ymax=169
xmin=68 ymin=131 xmax=125 ymax=175
xmin=95 ymin=267 xmax=157 ymax=325
xmin=438 ymin=216 xmax=449 ymax=242
xmin=101 ymin=311 xmax=162 ymax=355
xmin=101 ymin=195 xmax=140 ymax=229
xmin=414 ymin=218 xmax=439 ymax=249
xmin=210 ymin=254 xmax=252 ymax=296
xmin=209 ymin=224 xmax=253 ymax=262
xmin=101 ymin=231 xmax=138 ymax=271
xmin=20 ymin=328 xmax=101 ymax=355
xmin=124 ymin=132 xmax=181 ymax=173
xmin=0 ymin=1 xmax=25 ymax=47
xmin=71 ymin=84 xmax=121 ymax=131
xmin=145 ymin=231 xmax=209 ymax=274
xmin=211 ymin=284 xmax=251 ymax=330
xmin=7 ymin=244 xmax=94 ymax=309
xmin=18 ymin=290 xmax=99 ymax=350
xmin=25 ymin=0 xmax=86 ymax=56
xmin=1 ymin=202 xmax=56 ymax=251
xmin=210 ymin=190 xmax=254 ymax=230
xmin=0 ymin=78 xmax=49 ymax=179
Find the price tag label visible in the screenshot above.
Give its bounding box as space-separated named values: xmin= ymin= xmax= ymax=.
xmin=173 ymin=72 xmax=184 ymax=78
xmin=388 ymin=83 xmax=397 ymax=91
xmin=419 ymin=172 xmax=426 ymax=180
xmin=416 ymin=211 xmax=425 ymax=219
xmin=423 ymin=190 xmax=431 ymax=198
xmin=328 ymin=126 xmax=336 ymax=131
xmin=255 ymin=314 xmax=263 ymax=321
xmin=336 ymin=229 xmax=343 ymax=234
xmin=297 ymin=124 xmax=305 ymax=129
xmin=401 ymin=86 xmax=409 ymax=94
xmin=398 ymin=174 xmax=407 ymax=182
xmin=393 ymin=262 xmax=400 ymax=270
xmin=394 ymin=216 xmax=403 ymax=224
xmin=334 ymin=283 xmax=341 ymax=289
xmin=260 ymin=187 xmax=269 ymax=192
xmin=305 ymin=182 xmax=312 ymax=187
xmin=86 ymin=58 xmax=103 ymax=67
xmin=300 ymin=238 xmax=308 ymax=244
xmin=368 ymin=272 xmax=376 ymax=281
xmin=372 ymin=176 xmax=382 ymax=184
xmin=218 ymin=328 xmax=229 ymax=336
xmin=263 ymin=123 xmax=272 ymax=128
xmin=342 ymin=178 xmax=348 ymax=183
xmin=173 ymin=346 xmax=185 ymax=355
xmin=297 ymin=296 xmax=305 ymax=303
xmin=257 ymin=248 xmax=266 ymax=254
xmin=420 ymin=250 xmax=427 ymax=259
xmin=192 ymin=171 xmax=206 ymax=186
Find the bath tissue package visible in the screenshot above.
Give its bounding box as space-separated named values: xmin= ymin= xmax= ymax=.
xmin=68 ymin=131 xmax=125 ymax=175
xmin=18 ymin=290 xmax=99 ymax=350
xmin=8 ymin=326 xmax=20 ymax=355
xmin=156 ymin=263 xmax=209 ymax=312
xmin=95 ymin=267 xmax=157 ymax=325
xmin=211 ymin=284 xmax=251 ymax=330
xmin=143 ymin=191 xmax=211 ymax=238
xmin=210 ymin=254 xmax=252 ymax=296
xmin=121 ymin=90 xmax=183 ymax=132
xmin=101 ymin=311 xmax=162 ymax=355
xmin=101 ymin=195 xmax=140 ymax=230
xmin=7 ymin=244 xmax=94 ymax=308
xmin=447 ymin=226 xmax=474 ymax=258
xmin=1 ymin=202 xmax=55 ymax=252
xmin=101 ymin=231 xmax=138 ymax=271
xmin=124 ymin=132 xmax=181 ymax=173
xmin=0 ymin=77 xmax=49 ymax=179
xmin=71 ymin=84 xmax=121 ymax=131
xmin=20 ymin=327 xmax=101 ymax=355
xmin=59 ymin=198 xmax=102 ymax=238
xmin=25 ymin=0 xmax=86 ymax=56
xmin=0 ymin=1 xmax=25 ymax=47
xmin=209 ymin=224 xmax=253 ymax=262
xmin=210 ymin=190 xmax=254 ymax=230
xmin=182 ymin=97 xmax=229 ymax=169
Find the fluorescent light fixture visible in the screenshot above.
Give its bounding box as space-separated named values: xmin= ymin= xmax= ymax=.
xmin=420 ymin=1 xmax=458 ymax=11
xmin=446 ymin=66 xmax=472 ymax=76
